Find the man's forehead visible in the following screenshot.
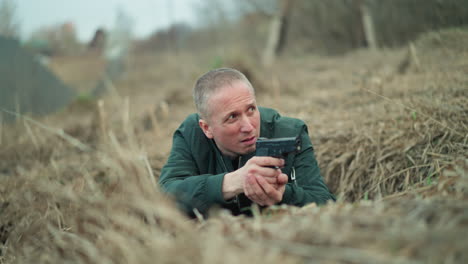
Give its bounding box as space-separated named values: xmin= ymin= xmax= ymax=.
xmin=214 ymin=80 xmax=254 ymax=96
xmin=205 ymin=83 xmax=255 ymax=118
xmin=209 ymin=84 xmax=255 ymax=105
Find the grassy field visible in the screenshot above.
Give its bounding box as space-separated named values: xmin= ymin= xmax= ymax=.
xmin=0 ymin=28 xmax=467 ymax=263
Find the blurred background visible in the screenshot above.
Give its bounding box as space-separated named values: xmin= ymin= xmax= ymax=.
xmin=1 ymin=0 xmax=468 ymax=121
xmin=6 ymin=0 xmax=468 ymax=54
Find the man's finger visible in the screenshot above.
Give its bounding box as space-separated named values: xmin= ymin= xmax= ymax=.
xmin=262 ymin=175 xmax=278 ymax=184
xmin=277 ymin=173 xmax=289 ymax=185
xmin=251 ymin=178 xmax=269 ymax=205
xmin=256 ymin=175 xmax=282 ymax=204
xmin=244 ymin=174 xmax=265 ymax=206
xmin=250 ymin=156 xmax=285 ymax=168
xmin=254 ymin=166 xmax=281 ymax=178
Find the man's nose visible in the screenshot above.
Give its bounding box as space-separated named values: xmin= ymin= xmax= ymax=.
xmin=239 ymin=115 xmax=254 ymax=133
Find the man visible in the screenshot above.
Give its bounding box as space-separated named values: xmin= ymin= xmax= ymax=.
xmin=159 ymin=68 xmax=335 ymax=217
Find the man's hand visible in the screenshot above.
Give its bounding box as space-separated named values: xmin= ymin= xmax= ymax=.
xmin=244 ymin=171 xmax=287 ymax=206
xmin=222 ymin=157 xmax=288 ymax=204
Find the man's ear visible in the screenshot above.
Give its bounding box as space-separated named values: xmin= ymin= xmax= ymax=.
xmin=199 ymin=119 xmax=214 ymax=139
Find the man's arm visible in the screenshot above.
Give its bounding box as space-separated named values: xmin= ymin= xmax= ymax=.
xmin=281 ymin=129 xmax=336 ymax=206
xmin=158 ymin=130 xmax=235 ymax=217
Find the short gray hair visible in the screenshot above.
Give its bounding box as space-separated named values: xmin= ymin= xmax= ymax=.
xmin=193 ymin=68 xmax=254 ymax=119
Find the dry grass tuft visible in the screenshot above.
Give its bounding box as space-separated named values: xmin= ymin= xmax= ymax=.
xmin=317 ymin=88 xmax=467 ymax=201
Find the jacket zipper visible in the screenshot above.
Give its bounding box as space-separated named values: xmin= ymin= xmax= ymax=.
xmin=235 ymin=156 xmax=242 ymax=208
xmin=291 ymin=166 xmax=298 ymax=186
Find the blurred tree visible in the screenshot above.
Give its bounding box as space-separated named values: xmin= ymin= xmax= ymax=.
xmin=262 ymin=0 xmax=294 ymax=66
xmin=358 ymin=0 xmax=378 ymax=50
xmin=371 ymin=0 xmax=468 ymax=47
xmin=25 ymin=22 xmax=81 ymax=56
xmin=88 ymin=28 xmax=106 ymax=54
xmin=194 ymin=0 xmax=239 ymax=27
xmin=182 ymin=0 xmax=468 ymax=57
xmin=0 ymin=0 xmax=20 ymax=39
xmin=134 ymin=23 xmax=191 ymax=53
xmin=240 ymin=0 xmax=277 ymax=15
xmin=92 ymin=7 xmax=134 ymax=97
xmin=104 ymin=7 xmax=134 ymax=79
xmin=188 ymin=0 xmax=276 ymax=60
xmin=287 ymin=0 xmax=468 ymax=54
xmin=191 ymin=0 xmax=237 ymax=56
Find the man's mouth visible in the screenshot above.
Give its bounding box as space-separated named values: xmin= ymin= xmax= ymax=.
xmin=241 ymin=136 xmax=256 ymax=145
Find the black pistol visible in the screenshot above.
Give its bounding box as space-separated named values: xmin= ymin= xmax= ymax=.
xmin=255 ymin=136 xmax=301 ymax=160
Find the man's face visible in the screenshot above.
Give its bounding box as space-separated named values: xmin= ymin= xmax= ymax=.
xmin=199 ymin=80 xmax=260 ymax=158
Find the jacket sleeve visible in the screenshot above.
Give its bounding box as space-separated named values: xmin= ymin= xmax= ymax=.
xmin=158 ymin=129 xmax=234 ymax=217
xmin=281 ymin=126 xmax=336 ymax=206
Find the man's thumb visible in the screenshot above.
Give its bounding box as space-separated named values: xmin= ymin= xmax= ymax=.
xmin=277 ymin=174 xmax=289 ymax=185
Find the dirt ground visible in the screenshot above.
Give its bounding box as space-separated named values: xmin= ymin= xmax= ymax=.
xmin=0 ymin=28 xmax=467 ymax=263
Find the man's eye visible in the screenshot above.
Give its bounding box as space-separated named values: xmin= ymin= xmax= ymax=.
xmin=228 ymin=114 xmax=237 ymax=120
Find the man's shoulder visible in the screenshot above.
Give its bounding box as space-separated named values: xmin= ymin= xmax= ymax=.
xmin=259 ymin=107 xmax=305 ymax=127
xmin=177 ymin=113 xmax=200 ymax=132
xmin=258 ymin=106 xmax=279 ymax=120
xmin=182 ymin=112 xmax=199 ymax=124
xmin=259 ymin=107 xmax=307 ymax=138
xmin=259 ymin=107 xmax=314 ymax=152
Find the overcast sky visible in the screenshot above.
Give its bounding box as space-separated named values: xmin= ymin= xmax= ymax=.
xmin=14 ymin=0 xmax=202 ymax=41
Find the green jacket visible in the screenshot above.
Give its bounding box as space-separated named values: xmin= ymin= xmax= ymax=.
xmin=159 ymin=107 xmax=335 ymax=217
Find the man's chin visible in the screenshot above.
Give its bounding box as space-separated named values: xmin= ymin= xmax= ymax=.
xmin=241 ymin=145 xmax=256 ymax=155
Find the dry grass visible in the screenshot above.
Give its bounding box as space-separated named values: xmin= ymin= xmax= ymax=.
xmin=1 ymin=28 xmax=467 ymax=263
